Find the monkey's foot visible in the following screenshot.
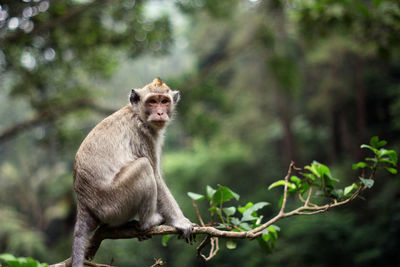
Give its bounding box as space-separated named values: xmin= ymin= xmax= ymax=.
xmin=124 ymin=220 xmax=152 ymax=241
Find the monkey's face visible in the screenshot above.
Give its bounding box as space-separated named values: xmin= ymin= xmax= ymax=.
xmin=130 ymin=78 xmax=181 ymax=130
xmin=144 ymin=94 xmax=173 ymax=128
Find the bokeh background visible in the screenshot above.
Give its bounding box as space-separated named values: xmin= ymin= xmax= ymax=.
xmin=1 ymin=0 xmax=400 ymax=266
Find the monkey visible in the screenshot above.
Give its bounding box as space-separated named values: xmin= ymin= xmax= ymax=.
xmin=71 ymin=78 xmax=194 ymax=267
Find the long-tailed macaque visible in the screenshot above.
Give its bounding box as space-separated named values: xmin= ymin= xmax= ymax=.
xmin=71 ymin=78 xmax=194 ymax=267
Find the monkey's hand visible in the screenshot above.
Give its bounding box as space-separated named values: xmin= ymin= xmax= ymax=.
xmin=170 ymin=217 xmax=196 ymax=243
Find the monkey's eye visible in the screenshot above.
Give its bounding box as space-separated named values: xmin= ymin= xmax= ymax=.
xmin=161 ymin=99 xmax=169 ymax=104
xmin=148 ymin=99 xmax=157 ymax=104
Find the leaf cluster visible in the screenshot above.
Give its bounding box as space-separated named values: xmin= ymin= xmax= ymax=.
xmin=187 ymin=185 xmax=278 ymax=254
xmin=353 ymin=136 xmax=398 ymax=175
xmin=183 ymin=137 xmax=398 ymax=256
xmin=270 ymin=137 xmax=398 ymax=201
xmin=0 ymin=254 xmax=47 ymax=267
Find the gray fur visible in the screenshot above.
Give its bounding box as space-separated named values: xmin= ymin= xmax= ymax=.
xmin=71 ymin=79 xmax=193 ymax=267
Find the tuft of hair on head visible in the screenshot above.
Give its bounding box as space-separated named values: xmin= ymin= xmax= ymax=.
xmin=153 ymin=77 xmax=163 ymax=86
xmin=147 ymin=77 xmax=170 ymax=93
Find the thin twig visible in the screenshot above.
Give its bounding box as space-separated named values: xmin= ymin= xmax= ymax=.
xmin=298 ymin=190 xmax=318 ymax=207
xmin=192 ymin=199 xmax=205 ymax=227
xmin=295 ymin=210 xmax=328 ymax=215
xmin=279 ymin=161 xmax=295 ymax=215
xmin=210 ymin=237 xmax=219 ymax=260
xmin=304 ymin=186 xmax=312 ymax=206
xmin=149 ymin=258 xmax=165 ymax=267
xmin=197 ymin=235 xmax=211 ymax=259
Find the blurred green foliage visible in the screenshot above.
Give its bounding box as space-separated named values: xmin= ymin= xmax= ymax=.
xmin=0 ymin=0 xmax=400 ymax=266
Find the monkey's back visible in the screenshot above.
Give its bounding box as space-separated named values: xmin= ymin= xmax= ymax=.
xmin=73 ymin=105 xmax=139 ymax=189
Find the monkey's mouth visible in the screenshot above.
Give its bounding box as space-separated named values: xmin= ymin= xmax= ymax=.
xmin=150 ymin=120 xmax=167 ymax=126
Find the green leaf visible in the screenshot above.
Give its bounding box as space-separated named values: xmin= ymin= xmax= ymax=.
xmin=304 ymin=165 xmax=318 ymax=177
xmin=315 ymin=162 xmax=330 ymax=177
xmin=268 ymin=180 xmax=296 ymax=190
xmin=330 ymin=189 xmax=343 ymax=199
xmin=305 ymin=161 xmax=330 ymax=179
xmin=377 ymin=140 xmax=387 ymax=148
xmin=361 ymin=144 xmax=379 ymax=154
xmin=302 ymin=173 xmax=316 ymax=181
xmin=290 ymin=175 xmax=301 ymax=186
xmin=226 ymin=239 xmax=237 ymax=249
xmin=208 ymin=206 xmax=217 ymax=213
xmin=238 ymin=202 xmax=253 ymax=214
xmin=239 ymin=222 xmax=252 ymax=231
xmin=365 ymin=157 xmax=377 ymax=163
xmin=241 ymin=202 xmax=269 ymax=221
xmin=187 ymin=192 xmax=205 ymax=201
xmin=326 ymin=174 xmax=340 ymax=184
xmin=211 ymin=185 xmax=240 ymax=205
xmin=352 ymin=162 xmax=367 ymax=170
xmin=359 ymin=177 xmax=374 ymax=188
xmin=270 ymin=224 xmax=281 ymax=231
xmin=5 ymin=261 xmax=20 ymax=267
xmin=261 ymin=230 xmax=270 ymax=240
xmin=370 ymin=136 xmax=379 ymax=148
xmin=278 ymin=194 xmax=284 ymax=208
xmin=216 ymin=223 xmax=229 ymax=229
xmin=267 ymin=225 xmax=278 ymax=240
xmin=206 ymin=185 xmax=216 ymax=200
xmin=257 ymin=235 xmax=273 ymax=255
xmin=0 ymin=254 xmax=21 ymax=267
xmin=0 ymin=254 xmax=17 ymax=262
xmin=299 ymin=182 xmax=310 ymax=195
xmin=162 ymin=234 xmax=175 ymax=247
xmin=377 ymin=158 xmax=394 ymax=165
xmin=257 ymin=225 xmax=280 ymax=255
xmin=223 ymin=206 xmax=236 ymax=217
xmin=230 ymin=217 xmax=241 ymax=225
xmin=385 ymin=167 xmax=398 ymax=175
xmin=21 ymin=258 xmax=40 ymax=267
xmin=380 ymin=149 xmax=398 ymax=166
xmin=344 ymin=183 xmax=358 ymax=196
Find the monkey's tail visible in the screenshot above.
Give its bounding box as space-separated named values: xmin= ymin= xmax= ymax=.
xmin=71 ymin=205 xmax=98 ymax=267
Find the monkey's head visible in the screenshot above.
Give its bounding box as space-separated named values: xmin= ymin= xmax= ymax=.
xmin=130 ymin=78 xmax=180 ymax=129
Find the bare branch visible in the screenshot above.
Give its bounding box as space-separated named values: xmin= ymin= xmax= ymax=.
xmin=0 ymin=98 xmax=115 ymax=144
xmin=305 ymin=186 xmax=312 ymax=206
xmin=196 ymin=235 xmax=211 ymax=259
xmin=279 ymin=161 xmax=295 ymax=215
xmin=149 ymin=258 xmax=165 ymax=267
xmin=192 ymin=199 xmax=205 ymax=227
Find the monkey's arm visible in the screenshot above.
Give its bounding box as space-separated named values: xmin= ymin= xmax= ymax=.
xmin=155 ymin=175 xmax=193 ymax=237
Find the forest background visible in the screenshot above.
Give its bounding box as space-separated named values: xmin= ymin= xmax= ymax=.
xmin=0 ymin=0 xmax=400 ymax=266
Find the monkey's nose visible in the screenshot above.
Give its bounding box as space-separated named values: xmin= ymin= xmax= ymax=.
xmin=157 ymin=112 xmax=163 ymax=116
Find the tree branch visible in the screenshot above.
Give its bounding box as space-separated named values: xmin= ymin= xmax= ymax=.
xmin=0 ymin=98 xmax=115 ymax=144
xmin=50 ymin=188 xmax=363 ymax=266
xmin=49 ymin=161 xmax=370 ymax=266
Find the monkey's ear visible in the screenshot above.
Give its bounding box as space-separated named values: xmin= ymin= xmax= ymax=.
xmin=172 ymin=90 xmax=180 ymax=104
xmin=130 ymin=89 xmax=140 ymax=104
